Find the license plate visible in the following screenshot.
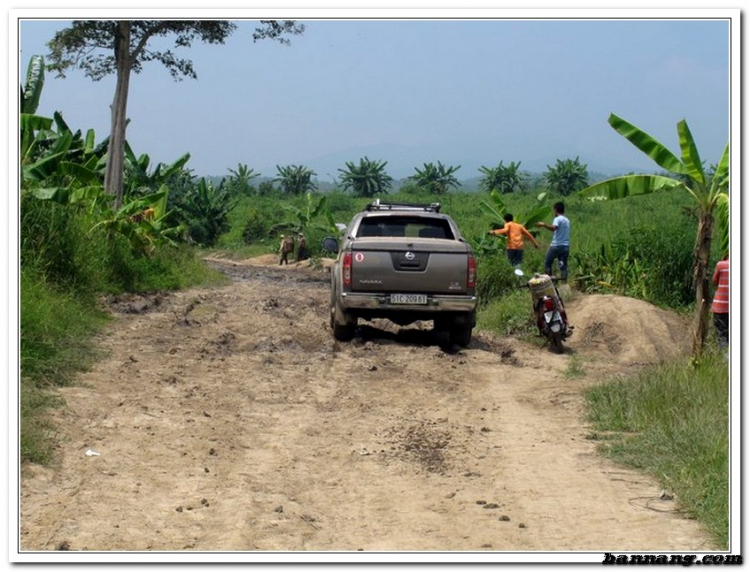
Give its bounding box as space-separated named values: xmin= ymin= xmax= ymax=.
xmin=544 ymin=311 xmax=561 ymax=323
xmin=390 ymin=293 xmax=428 ymax=305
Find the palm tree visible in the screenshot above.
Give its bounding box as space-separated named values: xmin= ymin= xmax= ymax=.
xmin=543 ymin=157 xmax=590 ymax=196
xmin=338 ymin=157 xmax=393 ymax=197
xmin=274 ymin=164 xmax=317 ymax=195
xmin=409 ymin=161 xmax=461 ymax=195
xmin=580 ymin=113 xmax=729 ymax=360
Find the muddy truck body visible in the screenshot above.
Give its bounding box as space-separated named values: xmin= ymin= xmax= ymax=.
xmin=325 ymin=200 xmax=478 ymax=347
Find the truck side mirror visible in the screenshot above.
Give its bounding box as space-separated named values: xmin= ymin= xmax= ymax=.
xmin=322 ymin=237 xmax=339 ymax=253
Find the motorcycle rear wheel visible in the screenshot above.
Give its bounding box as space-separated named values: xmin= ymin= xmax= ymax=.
xmin=550 ymin=330 xmax=564 ymax=354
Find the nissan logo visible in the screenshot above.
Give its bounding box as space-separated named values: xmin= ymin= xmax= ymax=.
xmin=404 ymin=251 xmax=416 ymax=260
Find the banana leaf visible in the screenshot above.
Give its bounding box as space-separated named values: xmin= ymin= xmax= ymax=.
xmin=20 ymin=113 xmax=53 ymax=132
xmin=22 ymin=148 xmax=72 ymax=182
xmin=608 ymin=113 xmax=690 ymax=177
xmin=712 ymin=144 xmax=730 ymax=193
xmin=21 ymin=55 xmax=44 ymax=114
xmin=59 ymin=161 xmax=101 ymax=185
xmin=29 ymin=187 xmax=71 ymax=202
xmin=84 ymin=129 xmax=97 ymax=156
xmin=714 ymin=193 xmax=729 ymax=258
xmin=580 ymin=174 xmax=684 ymax=200
xmin=28 ymin=185 xmax=105 ymax=205
xmin=677 ymin=119 xmax=705 ymax=186
xmin=479 ymin=188 xmax=507 ymax=224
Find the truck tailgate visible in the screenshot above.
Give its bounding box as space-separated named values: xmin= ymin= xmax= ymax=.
xmin=350 ymin=238 xmax=470 ymax=294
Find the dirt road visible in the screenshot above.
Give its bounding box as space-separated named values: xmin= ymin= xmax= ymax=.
xmin=19 ymin=255 xmax=717 ymax=557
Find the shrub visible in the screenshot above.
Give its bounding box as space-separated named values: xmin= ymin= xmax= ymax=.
xmin=242 ymin=209 xmax=270 ymax=244
xmin=475 ymin=254 xmax=517 ymax=303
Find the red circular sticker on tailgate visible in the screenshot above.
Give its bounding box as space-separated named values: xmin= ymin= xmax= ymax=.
xmin=354 ymin=252 xmax=365 ymax=262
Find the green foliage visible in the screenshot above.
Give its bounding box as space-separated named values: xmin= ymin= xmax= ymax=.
xmin=257 ymin=180 xmax=276 ymax=196
xmin=543 ymin=156 xmax=590 ymax=196
xmin=474 ymin=252 xmax=518 ymax=303
xmin=408 ymin=161 xmax=462 ymax=195
xmin=573 ymin=220 xmax=695 ymax=308
xmin=579 ymin=114 xmax=730 ymax=357
xmin=242 ymin=209 xmax=271 ymax=244
xmin=480 ymin=188 xmax=551 ymax=234
xmin=21 ymin=193 xmax=97 ymax=288
xmin=21 ymin=110 xmax=107 ymax=187
xmin=225 ymin=163 xmax=260 ymax=197
xmin=338 ymin=157 xmax=393 ymax=197
xmin=478 ymin=161 xmax=526 ymax=194
xmin=279 ymin=191 xmax=337 ymax=235
xmin=174 ymin=178 xmax=237 ymax=246
xmin=124 ymin=143 xmax=191 ymax=200
xmin=275 ymin=164 xmax=317 ymax=195
xmin=21 ymin=268 xmax=109 ymax=386
xmin=105 ymin=238 xmax=225 ymax=292
xmin=585 ymin=354 xmax=729 ymax=547
xmin=476 ymin=290 xmax=535 ymax=337
xmin=46 ymin=21 xmax=240 ymax=81
xmin=21 ymin=55 xmax=45 ymax=114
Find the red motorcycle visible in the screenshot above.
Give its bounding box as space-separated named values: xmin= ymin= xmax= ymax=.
xmin=515 ymin=269 xmax=572 ymax=353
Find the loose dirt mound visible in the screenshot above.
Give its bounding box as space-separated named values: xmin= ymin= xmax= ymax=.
xmin=566 ymin=293 xmax=690 ymax=368
xmin=18 ymin=257 xmax=713 ymax=557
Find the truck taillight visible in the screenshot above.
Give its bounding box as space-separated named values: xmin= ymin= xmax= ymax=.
xmin=467 ymin=254 xmax=476 ymax=289
xmin=342 ymin=252 xmax=352 ymax=287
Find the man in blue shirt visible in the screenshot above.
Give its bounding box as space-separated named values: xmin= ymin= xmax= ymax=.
xmin=536 ymin=201 xmax=571 ymax=281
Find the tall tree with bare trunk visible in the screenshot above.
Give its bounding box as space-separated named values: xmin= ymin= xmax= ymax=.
xmin=46 ymin=19 xmax=304 ymax=209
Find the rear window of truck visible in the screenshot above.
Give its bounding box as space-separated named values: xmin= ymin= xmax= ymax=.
xmin=356 ymin=217 xmax=455 ymax=239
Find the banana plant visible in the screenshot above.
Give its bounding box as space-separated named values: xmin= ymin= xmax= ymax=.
xmin=480 ymin=188 xmax=551 ymax=232
xmin=275 ymin=164 xmax=317 ymax=195
xmin=478 ymin=161 xmax=527 ymax=194
xmin=579 ymin=113 xmax=730 ymax=359
xmin=90 ymin=186 xmax=183 ymax=255
xmin=21 ymin=111 xmax=106 ymax=186
xmin=124 ymin=142 xmax=191 ymax=199
xmin=21 ymin=55 xmax=45 ymax=114
xmin=408 ymin=161 xmax=461 ymax=195
xmin=279 ymin=191 xmax=338 ymax=235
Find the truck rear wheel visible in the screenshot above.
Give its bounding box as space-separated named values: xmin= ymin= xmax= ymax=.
xmin=332 ymin=319 xmax=356 ymax=342
xmin=450 ymin=325 xmax=473 ymax=348
xmin=330 ymin=299 xmax=356 ymax=341
xmin=449 ymin=311 xmax=475 ymax=348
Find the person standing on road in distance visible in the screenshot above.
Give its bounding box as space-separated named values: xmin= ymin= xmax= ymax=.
xmin=279 ymin=234 xmax=294 ymax=265
xmin=711 ymin=254 xmax=729 ymax=352
xmin=296 ymin=232 xmax=308 ymax=262
xmin=488 ymin=213 xmax=539 ymax=267
xmin=536 ymin=201 xmax=571 ymax=281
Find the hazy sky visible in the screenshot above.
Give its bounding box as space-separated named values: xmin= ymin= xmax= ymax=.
xmin=17 ymin=11 xmax=733 ymax=181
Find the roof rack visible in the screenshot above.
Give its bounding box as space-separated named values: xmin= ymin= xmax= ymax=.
xmin=365 ymin=199 xmax=441 ymax=213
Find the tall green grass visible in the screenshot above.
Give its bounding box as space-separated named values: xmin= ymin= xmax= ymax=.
xmin=585 ymin=354 xmax=729 ymax=547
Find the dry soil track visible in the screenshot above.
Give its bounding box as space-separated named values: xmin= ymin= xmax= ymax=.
xmin=19 ymin=255 xmax=717 ymax=556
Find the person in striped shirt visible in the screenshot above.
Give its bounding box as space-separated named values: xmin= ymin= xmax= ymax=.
xmin=711 ymin=255 xmax=729 ymax=350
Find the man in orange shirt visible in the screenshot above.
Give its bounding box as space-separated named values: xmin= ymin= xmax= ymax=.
xmin=488 ymin=213 xmax=540 ymax=267
xmin=711 ymin=255 xmax=729 ymax=351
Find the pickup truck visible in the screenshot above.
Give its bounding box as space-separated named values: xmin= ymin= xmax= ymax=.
xmin=323 ymin=200 xmax=478 ymax=347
